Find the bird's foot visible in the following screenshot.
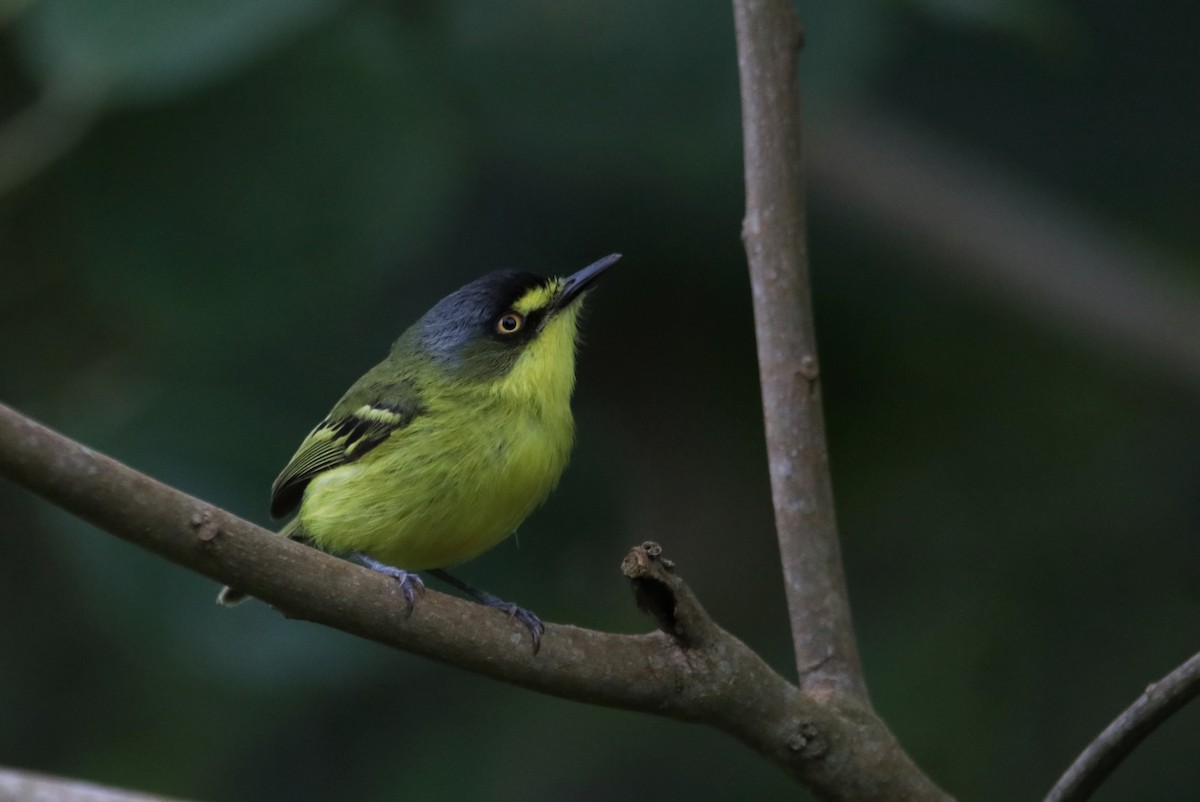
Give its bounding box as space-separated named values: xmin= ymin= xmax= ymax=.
xmin=485 ymin=598 xmax=545 ymax=655
xmin=427 ymin=569 xmax=544 ymax=653
xmin=353 ymin=553 xmax=425 ymax=616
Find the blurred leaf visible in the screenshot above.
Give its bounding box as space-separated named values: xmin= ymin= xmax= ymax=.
xmin=0 ymin=0 xmax=36 ymax=27
xmin=899 ymin=0 xmax=1078 ymax=52
xmin=33 ymin=4 xmax=467 ymax=357
xmin=798 ymin=0 xmax=895 ymax=94
xmin=13 ymin=0 xmax=343 ymax=102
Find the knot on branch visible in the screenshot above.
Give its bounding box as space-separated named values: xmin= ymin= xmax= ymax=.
xmin=785 ymin=721 xmax=827 ymax=761
xmin=622 ymin=541 xmax=710 ymax=648
xmin=189 ymin=507 xmax=220 ymax=542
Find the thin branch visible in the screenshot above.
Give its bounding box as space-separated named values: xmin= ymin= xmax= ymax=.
xmin=732 ymin=0 xmax=865 ymax=699
xmin=1044 ymin=650 xmax=1200 ymax=802
xmin=731 ymin=7 xmax=949 ymax=796
xmin=0 ymin=767 xmax=195 ymax=802
xmin=0 ymin=401 xmax=949 ymax=800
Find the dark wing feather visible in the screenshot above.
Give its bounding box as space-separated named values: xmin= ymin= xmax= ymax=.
xmin=270 ymin=391 xmax=423 ymax=519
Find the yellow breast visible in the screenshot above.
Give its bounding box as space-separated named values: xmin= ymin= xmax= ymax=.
xmin=297 ymin=308 xmax=581 ymax=569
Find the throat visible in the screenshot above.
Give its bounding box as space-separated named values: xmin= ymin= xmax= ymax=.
xmin=496 ymin=346 xmax=576 ymax=413
xmin=493 ymin=314 xmax=579 ymax=413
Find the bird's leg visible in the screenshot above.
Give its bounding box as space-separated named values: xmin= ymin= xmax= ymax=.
xmin=428 ymin=569 xmax=544 ymax=654
xmin=352 ymin=553 xmax=425 ymax=616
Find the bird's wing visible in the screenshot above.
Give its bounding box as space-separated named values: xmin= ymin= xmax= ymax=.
xmin=270 ymin=377 xmax=424 ymax=520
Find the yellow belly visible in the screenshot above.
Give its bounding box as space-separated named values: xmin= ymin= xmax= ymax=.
xmin=296 ymin=398 xmax=573 ymax=570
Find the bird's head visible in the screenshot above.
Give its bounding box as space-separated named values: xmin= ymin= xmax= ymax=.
xmin=411 ymin=254 xmax=620 ymax=399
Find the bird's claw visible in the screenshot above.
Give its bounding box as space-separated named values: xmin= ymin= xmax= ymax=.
xmin=392 ymin=571 xmax=425 ymax=616
xmin=423 ymin=568 xmax=545 ymax=653
xmin=492 ymin=601 xmax=545 ymax=654
xmin=354 ymin=553 xmax=425 ymax=617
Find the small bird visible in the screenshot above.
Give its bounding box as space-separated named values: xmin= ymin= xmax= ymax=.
xmin=218 ymin=254 xmax=621 ymax=651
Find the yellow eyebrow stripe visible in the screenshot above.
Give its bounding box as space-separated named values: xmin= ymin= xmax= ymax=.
xmin=511 ymin=281 xmax=562 ymax=315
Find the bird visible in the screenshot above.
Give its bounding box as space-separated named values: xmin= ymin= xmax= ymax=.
xmin=217 ymin=253 xmax=621 ymax=652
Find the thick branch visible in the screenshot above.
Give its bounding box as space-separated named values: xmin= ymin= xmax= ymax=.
xmin=0 ymin=402 xmax=945 ymax=800
xmin=1045 ymin=650 xmax=1200 ymax=802
xmin=732 ymin=0 xmax=864 ymax=699
xmin=0 ymin=767 xmax=195 ymax=802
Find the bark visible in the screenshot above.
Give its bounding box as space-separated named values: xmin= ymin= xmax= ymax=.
xmin=733 ymin=0 xmax=864 ymax=701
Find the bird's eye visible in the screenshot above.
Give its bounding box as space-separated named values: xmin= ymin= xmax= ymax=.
xmin=495 ymin=311 xmax=524 ymax=335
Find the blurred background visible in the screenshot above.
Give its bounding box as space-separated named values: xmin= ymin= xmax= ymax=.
xmin=1 ymin=0 xmax=1198 ymax=800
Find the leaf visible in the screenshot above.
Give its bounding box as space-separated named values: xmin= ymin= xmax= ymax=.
xmin=13 ymin=0 xmax=344 ymax=103
xmin=31 ymin=4 xmax=467 ymax=356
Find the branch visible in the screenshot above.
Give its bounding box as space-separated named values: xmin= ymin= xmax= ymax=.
xmin=731 ymin=6 xmax=951 ymax=797
xmin=732 ymin=0 xmax=864 ymax=699
xmin=0 ymin=401 xmax=948 ymax=800
xmin=0 ymin=767 xmax=195 ymax=802
xmin=1044 ymin=650 xmax=1200 ymax=802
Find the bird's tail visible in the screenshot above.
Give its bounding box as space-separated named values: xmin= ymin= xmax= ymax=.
xmin=216 ymin=518 xmax=302 ymax=606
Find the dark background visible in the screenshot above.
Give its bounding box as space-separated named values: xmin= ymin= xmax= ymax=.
xmin=2 ymin=1 xmax=1198 ymax=800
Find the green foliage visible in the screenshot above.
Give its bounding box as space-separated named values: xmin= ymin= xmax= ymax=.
xmin=14 ymin=0 xmax=343 ymax=102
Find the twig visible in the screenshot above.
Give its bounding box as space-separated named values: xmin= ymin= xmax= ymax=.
xmin=0 ymin=767 xmax=195 ymax=802
xmin=732 ymin=0 xmax=865 ymax=699
xmin=1044 ymin=650 xmax=1200 ymax=802
xmin=0 ymin=401 xmax=949 ymax=800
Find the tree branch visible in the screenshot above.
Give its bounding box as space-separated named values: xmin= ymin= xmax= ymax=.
xmin=0 ymin=767 xmax=195 ymax=802
xmin=1044 ymin=649 xmax=1200 ymax=802
xmin=732 ymin=0 xmax=864 ymax=699
xmin=0 ymin=401 xmax=948 ymax=800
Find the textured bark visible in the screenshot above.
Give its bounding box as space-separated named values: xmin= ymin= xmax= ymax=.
xmin=729 ymin=2 xmax=953 ymax=798
xmin=732 ymin=0 xmax=864 ymax=700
